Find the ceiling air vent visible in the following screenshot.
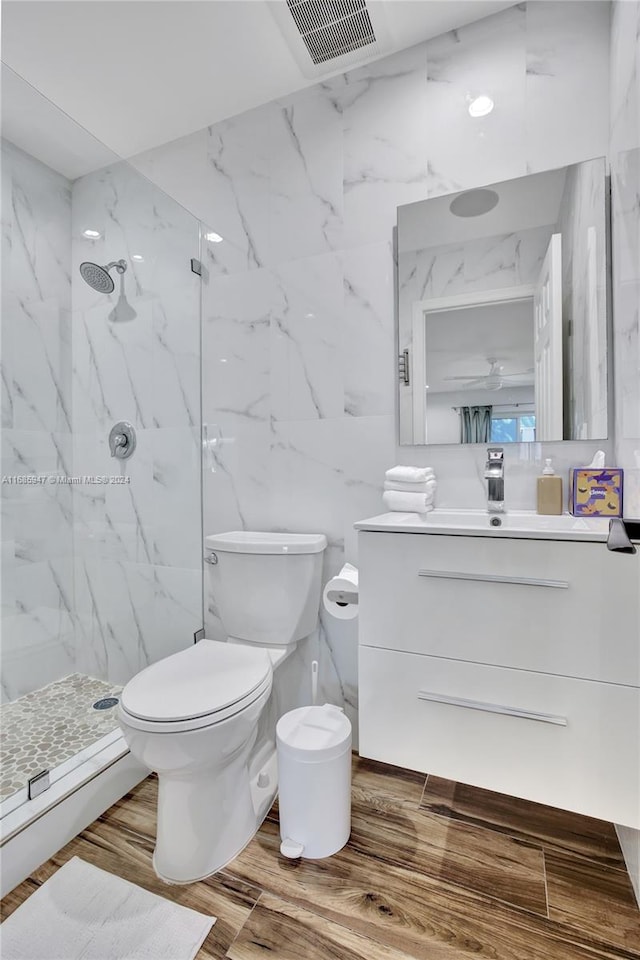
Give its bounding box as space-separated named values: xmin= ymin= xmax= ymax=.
xmin=286 ymin=0 xmax=376 ymax=65
xmin=270 ymin=0 xmax=392 ymax=78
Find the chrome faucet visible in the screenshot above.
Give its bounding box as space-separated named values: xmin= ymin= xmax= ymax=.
xmin=484 ymin=447 xmax=504 ymax=512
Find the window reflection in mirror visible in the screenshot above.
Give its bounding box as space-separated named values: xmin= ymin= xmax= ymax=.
xmin=397 ymin=159 xmax=609 ymax=446
xmin=491 ymin=415 xmax=536 ymax=444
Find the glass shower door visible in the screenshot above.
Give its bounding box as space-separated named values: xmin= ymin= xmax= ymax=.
xmin=0 ymin=66 xmax=204 ymax=820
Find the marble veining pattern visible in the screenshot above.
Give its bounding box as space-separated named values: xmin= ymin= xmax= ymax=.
xmin=270 ymin=90 xmax=343 ymax=263
xmin=608 ymin=0 xmax=640 ymax=901
xmin=424 ymin=5 xmax=527 ymax=196
xmin=0 ymin=673 xmax=122 ymax=800
xmin=130 ymin=2 xmax=614 ymax=738
xmin=339 ymin=43 xmax=432 ymax=249
xmin=3 ymin=3 xmax=620 ymax=765
xmin=525 ymin=1 xmax=610 ymax=173
xmin=610 ymin=1 xmax=640 ymax=519
xmin=2 ymin=0 xmax=637 ymax=908
xmin=1 ymin=140 xmax=75 ymax=704
xmin=556 ymin=159 xmax=609 ymax=440
xmin=2 ymin=134 xmax=204 ymax=708
xmin=342 ymin=241 xmax=394 ymax=418
xmin=70 ymin=159 xmax=203 ymax=690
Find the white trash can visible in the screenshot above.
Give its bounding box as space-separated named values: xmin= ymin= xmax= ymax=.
xmin=276 ymin=703 xmax=352 ymax=859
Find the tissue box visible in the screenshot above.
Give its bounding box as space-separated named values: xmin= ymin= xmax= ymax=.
xmin=569 ymin=468 xmax=623 ymax=517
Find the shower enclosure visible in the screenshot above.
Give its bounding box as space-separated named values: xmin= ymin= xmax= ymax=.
xmin=0 ymin=66 xmax=204 ymax=871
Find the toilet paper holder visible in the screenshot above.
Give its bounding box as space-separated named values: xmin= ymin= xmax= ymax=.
xmin=326 ymin=589 xmax=359 ymax=607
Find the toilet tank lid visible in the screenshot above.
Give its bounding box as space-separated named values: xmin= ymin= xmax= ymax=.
xmin=205 ymin=531 xmax=327 ymax=555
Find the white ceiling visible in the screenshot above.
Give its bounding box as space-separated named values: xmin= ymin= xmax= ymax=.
xmin=1 ymin=0 xmax=513 ymax=162
xmin=398 ymin=167 xmax=569 ymax=253
xmin=1 ymin=65 xmax=120 ymax=179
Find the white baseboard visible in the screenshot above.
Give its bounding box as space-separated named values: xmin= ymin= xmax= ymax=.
xmin=0 ymin=749 xmax=147 ymax=898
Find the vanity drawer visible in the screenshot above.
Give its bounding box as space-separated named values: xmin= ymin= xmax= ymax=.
xmin=358 ymin=532 xmax=640 ymax=686
xmin=359 ymin=646 xmax=640 ymax=828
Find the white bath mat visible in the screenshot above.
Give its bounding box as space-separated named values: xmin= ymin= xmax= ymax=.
xmin=0 ymin=856 xmax=215 ymax=960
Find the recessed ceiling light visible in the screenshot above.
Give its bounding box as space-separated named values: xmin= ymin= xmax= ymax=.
xmin=131 ymin=254 xmax=144 ymax=262
xmin=468 ymin=95 xmax=494 ymax=118
xmin=204 ymin=231 xmax=223 ymax=243
xmin=82 ymin=228 xmax=101 ymax=239
xmin=450 ymin=188 xmax=499 ymax=218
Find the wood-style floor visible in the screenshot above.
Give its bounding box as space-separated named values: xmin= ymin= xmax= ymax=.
xmin=2 ymin=757 xmax=639 ymax=959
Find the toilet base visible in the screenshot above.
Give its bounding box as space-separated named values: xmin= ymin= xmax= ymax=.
xmin=152 ymin=743 xmax=278 ymax=884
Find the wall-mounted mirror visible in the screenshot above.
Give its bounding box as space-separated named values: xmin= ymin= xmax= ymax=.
xmin=397 ymin=158 xmax=609 ymax=445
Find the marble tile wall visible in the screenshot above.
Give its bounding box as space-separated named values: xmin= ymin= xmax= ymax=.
xmin=394 ymin=0 xmax=612 ymax=496
xmin=133 ymin=1 xmax=613 ymax=731
xmin=2 ymin=139 xmax=205 ymax=702
xmin=556 ymin=158 xmax=609 ymax=441
xmin=609 ymin=0 xmax=640 ymax=905
xmin=0 ymin=140 xmax=75 ymax=702
xmin=610 ymin=0 xmax=640 ymax=518
xmin=148 ymin=3 xmax=614 ymax=727
xmin=70 ymin=161 xmax=203 ymax=685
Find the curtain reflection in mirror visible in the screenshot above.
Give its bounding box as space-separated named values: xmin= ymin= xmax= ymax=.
xmin=459 ymin=405 xmax=493 ymax=443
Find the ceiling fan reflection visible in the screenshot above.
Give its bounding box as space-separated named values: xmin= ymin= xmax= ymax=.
xmin=443 ymin=358 xmax=534 ymax=392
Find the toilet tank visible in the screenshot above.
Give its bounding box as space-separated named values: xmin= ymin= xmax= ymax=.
xmin=205 ymin=531 xmax=327 ymax=646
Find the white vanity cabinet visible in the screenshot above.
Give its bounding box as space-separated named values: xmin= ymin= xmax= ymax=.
xmin=356 ymin=516 xmax=640 ymax=829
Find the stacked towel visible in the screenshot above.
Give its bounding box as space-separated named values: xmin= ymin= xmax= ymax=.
xmin=385 ymin=466 xmax=434 ymax=484
xmin=384 ymin=479 xmax=437 ymax=493
xmin=383 ymin=465 xmax=437 ymax=515
xmin=382 ymin=490 xmax=434 ymax=513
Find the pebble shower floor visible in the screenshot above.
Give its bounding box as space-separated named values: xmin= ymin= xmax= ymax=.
xmin=1 ymin=674 xmax=122 ymax=801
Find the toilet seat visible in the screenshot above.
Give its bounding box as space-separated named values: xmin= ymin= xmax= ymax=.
xmin=119 ymin=639 xmax=273 ymax=734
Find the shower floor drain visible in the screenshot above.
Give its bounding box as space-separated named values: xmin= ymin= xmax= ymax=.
xmin=93 ymin=697 xmax=120 ymax=710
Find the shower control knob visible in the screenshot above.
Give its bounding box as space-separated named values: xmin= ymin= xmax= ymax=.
xmin=109 ymin=421 xmax=137 ymax=460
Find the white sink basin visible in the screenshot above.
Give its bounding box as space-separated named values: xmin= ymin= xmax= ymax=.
xmin=354 ymin=509 xmax=612 ymax=541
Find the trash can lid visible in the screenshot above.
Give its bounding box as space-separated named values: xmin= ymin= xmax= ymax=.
xmin=277 ymin=704 xmax=352 ymax=763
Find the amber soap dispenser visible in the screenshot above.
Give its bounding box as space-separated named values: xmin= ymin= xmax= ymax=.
xmin=537 ymin=458 xmax=563 ymax=515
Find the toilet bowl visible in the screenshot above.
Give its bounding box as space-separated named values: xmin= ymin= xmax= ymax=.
xmin=119 ymin=530 xmax=326 ymax=884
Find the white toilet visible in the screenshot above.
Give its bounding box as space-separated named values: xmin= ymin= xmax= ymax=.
xmin=118 ymin=530 xmax=326 ymax=884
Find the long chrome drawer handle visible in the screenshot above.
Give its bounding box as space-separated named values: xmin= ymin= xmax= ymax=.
xmin=418 ymin=569 xmax=569 ymax=589
xmin=417 ymin=690 xmax=567 ymax=726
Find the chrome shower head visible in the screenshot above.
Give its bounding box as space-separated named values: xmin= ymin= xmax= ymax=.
xmin=79 ymin=259 xmax=127 ymax=294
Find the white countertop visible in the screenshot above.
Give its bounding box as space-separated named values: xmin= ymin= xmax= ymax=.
xmin=354 ymin=509 xmax=612 ymax=542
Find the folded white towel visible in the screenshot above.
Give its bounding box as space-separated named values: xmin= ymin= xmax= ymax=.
xmin=383 ymin=490 xmax=434 ymax=514
xmin=385 ymin=466 xmax=435 ymax=483
xmin=384 ymin=479 xmax=437 ymax=493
